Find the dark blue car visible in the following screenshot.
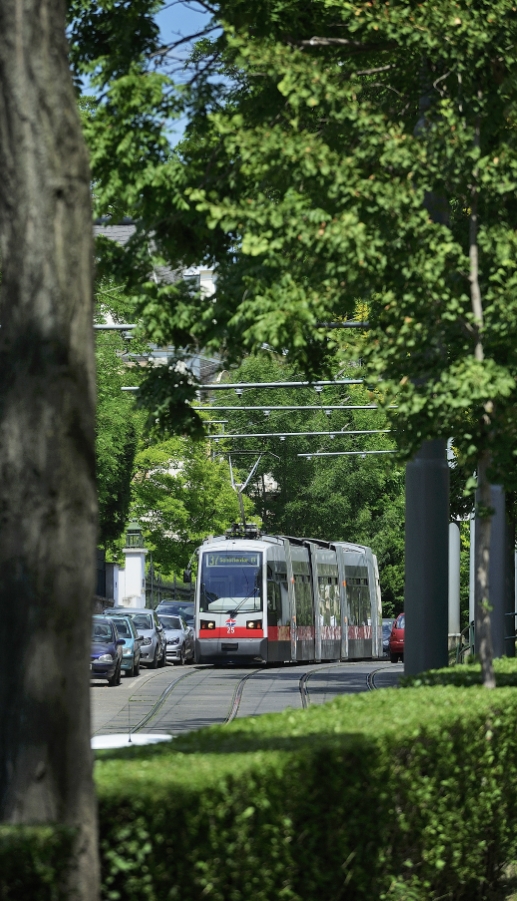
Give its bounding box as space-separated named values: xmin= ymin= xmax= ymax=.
xmin=91 ymin=616 xmax=124 ymax=686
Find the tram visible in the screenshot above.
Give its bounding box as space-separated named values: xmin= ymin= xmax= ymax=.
xmin=193 ymin=528 xmax=383 ymax=665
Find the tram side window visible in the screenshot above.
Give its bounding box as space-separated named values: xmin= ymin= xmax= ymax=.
xmin=348 ymin=584 xmax=359 ymax=627
xmin=317 ymin=572 xmax=340 ymax=626
xmin=331 ymin=576 xmax=340 ymax=626
xmin=360 ymin=573 xmax=370 ymax=625
xmin=267 ymin=581 xmax=282 ymax=626
xmin=294 ymin=574 xmax=313 ymax=626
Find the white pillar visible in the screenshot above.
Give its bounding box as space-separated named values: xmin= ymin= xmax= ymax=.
xmin=448 ymin=522 xmax=461 ymax=636
xmin=119 ymin=547 xmax=148 ymax=607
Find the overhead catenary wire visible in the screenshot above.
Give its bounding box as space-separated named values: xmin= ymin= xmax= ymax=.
xmin=121 ymin=379 xmax=363 ymax=391
xmin=209 ymin=429 xmax=391 ymax=439
xmin=197 ymin=405 xmax=393 ymax=411
xmin=298 ymin=450 xmax=395 ymax=457
xmin=95 ymin=321 xmax=369 ymax=331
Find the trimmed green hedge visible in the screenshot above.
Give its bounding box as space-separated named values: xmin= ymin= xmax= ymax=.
xmin=401 ymin=656 xmax=517 ymax=689
xmin=95 ymin=686 xmax=517 ymax=901
xmin=0 ymin=825 xmax=75 ymax=901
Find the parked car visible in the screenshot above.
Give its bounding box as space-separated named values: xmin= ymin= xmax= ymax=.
xmin=157 ymin=600 xmax=195 ymax=630
xmin=108 ymin=613 xmax=143 ymax=677
xmin=382 ymin=618 xmax=394 ymax=657
xmin=91 ymin=616 xmax=124 ymax=686
xmin=105 ymin=608 xmax=166 ymax=668
xmin=389 ymin=613 xmax=405 ymax=663
xmin=158 ymin=614 xmax=195 ymax=665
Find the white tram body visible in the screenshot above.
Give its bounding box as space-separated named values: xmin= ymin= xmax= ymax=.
xmin=194 ymin=533 xmax=383 ymax=665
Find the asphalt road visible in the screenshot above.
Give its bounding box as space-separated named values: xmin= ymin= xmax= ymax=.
xmin=91 ymin=660 xmax=402 ymax=738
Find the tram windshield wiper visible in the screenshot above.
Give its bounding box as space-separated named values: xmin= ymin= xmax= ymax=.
xmin=229 ymin=586 xmax=260 ymax=617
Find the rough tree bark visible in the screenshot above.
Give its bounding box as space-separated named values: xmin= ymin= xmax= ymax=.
xmin=0 ymin=0 xmax=100 ymax=898
xmin=469 ymin=108 xmax=495 ymax=688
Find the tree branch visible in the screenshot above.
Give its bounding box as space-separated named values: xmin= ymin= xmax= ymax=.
xmin=150 ymin=25 xmax=219 ymax=59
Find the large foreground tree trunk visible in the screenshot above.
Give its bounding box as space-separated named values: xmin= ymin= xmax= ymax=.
xmin=0 ymin=1 xmax=99 ymax=898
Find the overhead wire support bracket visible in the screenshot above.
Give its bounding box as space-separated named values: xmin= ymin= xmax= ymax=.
xmin=94 ymin=323 xmax=137 ymax=330
xmin=316 ymin=321 xmax=370 ymax=329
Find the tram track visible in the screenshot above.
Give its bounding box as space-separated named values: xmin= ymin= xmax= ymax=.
xmin=224 ymin=668 xmax=265 ymax=723
xmin=128 ymin=667 xmax=200 ymax=735
xmin=300 ymin=661 xmax=399 ymax=707
xmin=299 ymin=661 xmax=354 ymax=708
xmin=94 ymin=660 xmax=401 ymax=738
xmin=366 ymin=663 xmax=401 ymax=692
xmin=128 ymin=665 xmax=265 ymax=734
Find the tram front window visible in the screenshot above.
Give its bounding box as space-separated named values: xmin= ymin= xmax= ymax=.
xmin=200 ymin=551 xmax=262 ymax=614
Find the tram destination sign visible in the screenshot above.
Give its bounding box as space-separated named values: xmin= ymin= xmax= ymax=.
xmin=207 ymin=553 xmax=260 ymax=567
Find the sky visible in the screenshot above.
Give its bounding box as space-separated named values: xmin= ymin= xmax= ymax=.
xmin=155 ymin=0 xmax=212 ymax=44
xmin=154 ymin=1 xmax=216 ymax=144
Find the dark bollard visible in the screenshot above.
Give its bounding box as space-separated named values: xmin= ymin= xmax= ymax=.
xmin=405 ymin=439 xmax=449 ymax=676
xmin=485 ymin=486 xmax=515 ymax=659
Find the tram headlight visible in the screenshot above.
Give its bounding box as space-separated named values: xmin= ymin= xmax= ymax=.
xmin=200 ymin=620 xmax=216 ymax=630
xmin=246 ymin=620 xmax=262 ymax=630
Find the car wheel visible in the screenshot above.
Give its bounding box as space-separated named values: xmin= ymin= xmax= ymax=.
xmin=159 ymin=647 xmax=166 ymax=668
xmin=134 ymin=656 xmax=140 ymax=676
xmin=151 ymin=650 xmax=158 ymax=669
xmin=390 ymin=653 xmax=398 ymax=664
xmin=108 ymin=664 xmax=120 ymax=687
xmin=180 ymin=648 xmax=186 ymax=666
xmin=126 ymin=659 xmax=135 ymax=678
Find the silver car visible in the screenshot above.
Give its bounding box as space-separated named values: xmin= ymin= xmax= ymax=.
xmin=158 ymin=614 xmax=194 ymax=665
xmin=106 ymin=608 xmax=166 ymax=668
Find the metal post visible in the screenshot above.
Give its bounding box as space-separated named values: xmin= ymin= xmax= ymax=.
xmin=469 ymin=513 xmax=475 ymax=627
xmin=405 ymin=439 xmax=449 ymax=675
xmin=448 ymin=522 xmax=461 ymax=642
xmin=487 ymin=486 xmax=506 ymax=658
xmin=506 ymin=512 xmax=515 ymax=658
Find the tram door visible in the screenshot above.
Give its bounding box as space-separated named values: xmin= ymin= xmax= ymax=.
xmin=366 ymin=550 xmax=383 ymax=659
xmin=266 ymin=548 xmax=292 ymax=664
xmin=290 ymin=546 xmax=314 ymax=661
xmin=346 ymin=556 xmax=372 ymax=658
xmin=311 ymin=548 xmax=340 ymax=661
xmin=334 ymin=545 xmax=349 ymax=660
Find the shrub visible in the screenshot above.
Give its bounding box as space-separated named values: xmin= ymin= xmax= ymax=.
xmin=95 ymin=686 xmax=517 ymax=901
xmin=0 ymin=825 xmax=75 ymax=901
xmin=401 ymin=656 xmax=517 ymax=689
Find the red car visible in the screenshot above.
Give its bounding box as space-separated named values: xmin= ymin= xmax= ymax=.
xmin=389 ymin=613 xmax=405 ymax=663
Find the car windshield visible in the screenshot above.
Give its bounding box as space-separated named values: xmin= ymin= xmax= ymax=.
xmin=159 ymin=602 xmax=193 ymax=618
xmin=92 ymin=622 xmax=113 ymax=642
xmin=395 ymin=615 xmax=405 ymax=630
xmin=159 ymin=616 xmax=182 ymax=630
xmin=111 ymin=619 xmax=131 ymax=637
xmin=200 ymin=551 xmax=262 ymax=613
xmin=130 ymin=614 xmax=153 ymax=630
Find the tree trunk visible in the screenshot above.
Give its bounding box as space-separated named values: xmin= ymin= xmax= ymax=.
xmin=0 ymin=0 xmax=99 ymax=898
xmin=469 ymin=109 xmax=495 ymax=688
xmin=475 ymin=452 xmax=496 ymax=688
